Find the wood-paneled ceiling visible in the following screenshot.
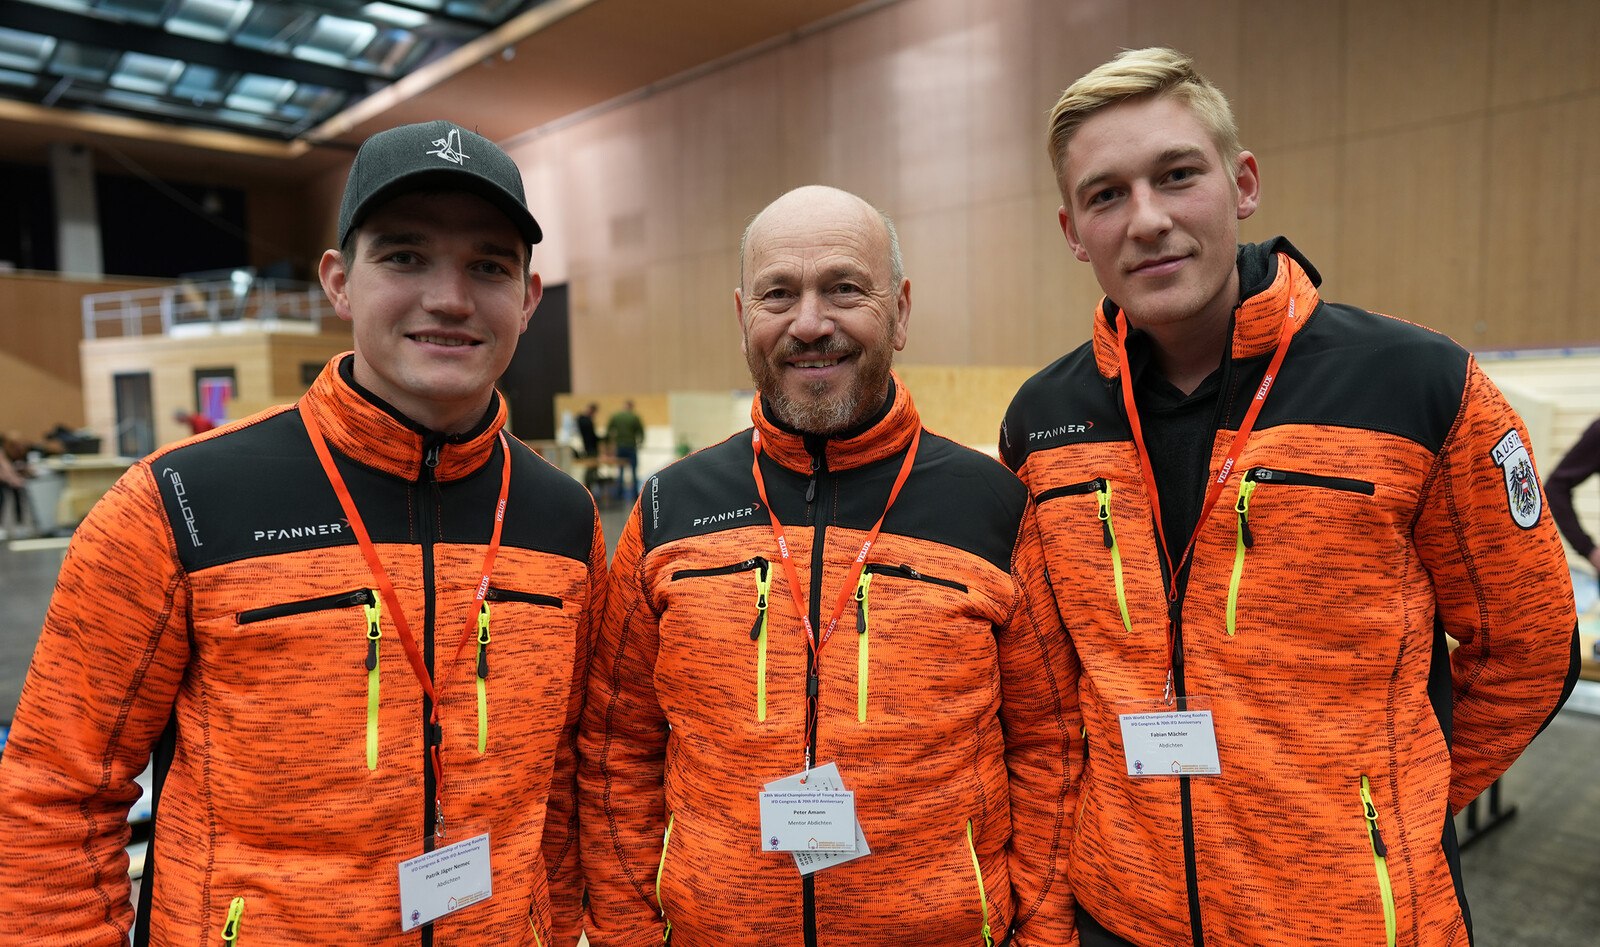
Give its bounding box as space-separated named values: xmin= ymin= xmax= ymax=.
xmin=0 ymin=0 xmax=870 ymax=185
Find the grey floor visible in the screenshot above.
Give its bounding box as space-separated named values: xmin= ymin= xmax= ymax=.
xmin=3 ymin=500 xmax=1598 ymax=945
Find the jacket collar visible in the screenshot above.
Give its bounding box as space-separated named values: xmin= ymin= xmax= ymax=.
xmin=751 ymin=372 xmax=921 ymax=474
xmin=1090 ymin=237 xmax=1324 ymax=381
xmin=299 ymin=353 xmax=506 ymax=482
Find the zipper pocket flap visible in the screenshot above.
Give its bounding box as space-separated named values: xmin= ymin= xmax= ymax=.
xmin=483 ymin=587 xmax=563 ymax=608
xmin=862 ymin=563 xmax=968 ymax=592
xmin=1245 ymin=467 xmax=1375 ymax=495
xmin=670 ymin=556 xmax=768 ymax=581
xmin=1035 ymin=477 xmax=1104 ymax=504
xmin=238 ymin=588 xmax=373 ymax=624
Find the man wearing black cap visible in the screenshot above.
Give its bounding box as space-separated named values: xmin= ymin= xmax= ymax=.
xmin=0 ymin=121 xmax=601 ymax=946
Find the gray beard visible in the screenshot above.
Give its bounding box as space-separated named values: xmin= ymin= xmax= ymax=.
xmin=748 ymin=336 xmax=893 ymax=436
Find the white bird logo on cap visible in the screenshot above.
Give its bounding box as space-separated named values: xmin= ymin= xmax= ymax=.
xmin=427 ymin=128 xmax=468 ymax=165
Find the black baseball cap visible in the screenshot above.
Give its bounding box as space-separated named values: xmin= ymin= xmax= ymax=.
xmin=336 ymin=120 xmax=543 ymax=247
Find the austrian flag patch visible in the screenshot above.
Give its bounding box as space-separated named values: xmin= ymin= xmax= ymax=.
xmin=1490 ymin=429 xmax=1541 ymax=529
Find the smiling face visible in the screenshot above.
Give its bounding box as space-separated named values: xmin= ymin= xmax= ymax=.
xmin=735 ymin=187 xmax=910 ymax=435
xmin=319 ymin=190 xmax=540 ymax=433
xmin=1058 ymin=93 xmax=1259 ymax=340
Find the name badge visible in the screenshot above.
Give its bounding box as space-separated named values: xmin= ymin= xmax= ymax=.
xmin=397 ymin=832 xmax=493 ymax=930
xmin=762 ymin=762 xmax=872 ymax=875
xmin=1117 ymin=708 xmax=1222 ymax=777
xmin=758 ymin=790 xmax=856 ymax=851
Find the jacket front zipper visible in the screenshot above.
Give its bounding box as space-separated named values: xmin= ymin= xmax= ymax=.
xmin=802 ymin=444 xmax=826 ymax=947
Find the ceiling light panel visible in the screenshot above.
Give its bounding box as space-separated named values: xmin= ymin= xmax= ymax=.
xmin=166 ymin=0 xmax=253 ymax=43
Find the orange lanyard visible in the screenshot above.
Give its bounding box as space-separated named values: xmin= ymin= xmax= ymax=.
xmin=750 ymin=424 xmax=921 ymax=773
xmin=301 ymin=405 xmax=511 ymax=842
xmin=1114 ymin=297 xmax=1300 ymax=703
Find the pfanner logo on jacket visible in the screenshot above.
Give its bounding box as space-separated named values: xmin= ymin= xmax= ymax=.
xmin=161 ymin=467 xmax=202 ymax=549
xmin=693 ymin=503 xmax=759 ymax=528
xmin=254 ymin=522 xmax=347 ymax=543
xmin=1491 ymin=428 xmax=1542 ymax=529
xmin=1029 ymin=421 xmax=1095 ymax=443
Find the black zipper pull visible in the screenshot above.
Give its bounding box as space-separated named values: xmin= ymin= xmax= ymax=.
xmin=423 ymin=441 xmax=442 ymax=470
xmin=805 ymin=455 xmax=820 ymax=505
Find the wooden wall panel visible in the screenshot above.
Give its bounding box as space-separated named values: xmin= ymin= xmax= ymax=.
xmin=1227 ymin=0 xmax=1346 ymax=153
xmin=1338 ymin=118 xmax=1488 ymax=345
xmin=1482 ymin=97 xmax=1600 ymax=350
xmin=474 ymin=0 xmax=1600 ymax=400
xmin=1490 ymin=0 xmax=1600 ymax=108
xmin=1344 ymin=0 xmax=1492 ymax=135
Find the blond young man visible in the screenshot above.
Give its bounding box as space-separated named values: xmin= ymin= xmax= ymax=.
xmin=1002 ymin=48 xmax=1578 ymax=946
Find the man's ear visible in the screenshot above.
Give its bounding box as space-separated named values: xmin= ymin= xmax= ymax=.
xmin=1060 ymin=206 xmax=1090 ymax=263
xmin=891 ymin=278 xmax=911 ymax=352
xmin=519 ymin=271 xmax=543 ymax=333
xmin=734 ymin=287 xmax=748 ymax=357
xmin=318 ymin=249 xmax=354 ymax=322
xmin=1234 ymin=150 xmax=1261 ymax=221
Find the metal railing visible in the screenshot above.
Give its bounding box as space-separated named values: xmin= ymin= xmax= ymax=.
xmin=81 ymin=275 xmax=337 ymax=339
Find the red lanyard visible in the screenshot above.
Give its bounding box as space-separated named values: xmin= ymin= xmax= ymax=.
xmin=301 ymin=405 xmax=510 ymax=842
xmin=1114 ymin=297 xmax=1300 ymax=703
xmin=750 ymin=424 xmax=921 ymax=773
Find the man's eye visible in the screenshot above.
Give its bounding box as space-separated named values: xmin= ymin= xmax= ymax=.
xmin=833 ymin=283 xmax=862 ymax=295
xmin=762 ymin=288 xmax=793 ymax=300
xmin=1167 ymin=167 xmax=1198 ymax=183
xmin=384 ymin=251 xmax=419 ymax=265
xmin=1086 ymin=188 xmax=1119 ymax=206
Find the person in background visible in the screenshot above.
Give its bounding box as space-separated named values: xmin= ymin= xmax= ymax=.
xmin=1002 ymin=46 xmax=1579 ymax=946
xmin=0 ymin=120 xmax=601 ymax=945
xmin=605 ymin=398 xmax=644 ymax=499
xmin=1547 ymin=415 xmax=1600 ymax=597
xmin=576 ymin=401 xmax=603 ymax=493
xmin=580 ymin=185 xmax=1077 ymax=946
xmin=172 ymin=407 xmax=215 ymax=436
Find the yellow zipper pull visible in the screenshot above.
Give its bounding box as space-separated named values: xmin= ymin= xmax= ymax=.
xmin=476 ymin=601 xmax=491 ymax=755
xmin=855 ymin=572 xmax=873 ymax=723
xmin=364 ymin=594 xmax=381 ymax=771
xmin=1360 ymin=775 xmax=1398 ymax=947
xmin=1226 ymin=480 xmax=1258 ymax=636
xmin=753 ymin=564 xmax=772 ymax=722
xmin=1097 ymin=481 xmax=1133 ymax=635
xmin=221 ymin=896 xmax=245 ymax=944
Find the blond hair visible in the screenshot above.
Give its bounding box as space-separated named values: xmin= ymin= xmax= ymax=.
xmin=1046 ymin=47 xmax=1241 ymax=186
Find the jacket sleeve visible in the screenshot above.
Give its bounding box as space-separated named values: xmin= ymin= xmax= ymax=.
xmin=1001 ymin=499 xmax=1082 ymax=947
xmin=0 ymin=467 xmax=190 ymax=945
xmin=1413 ymin=361 xmax=1580 ymax=813
xmin=1545 ymin=416 xmax=1600 ymax=560
xmin=577 ymin=508 xmax=668 ymax=947
xmin=543 ymin=507 xmax=608 ymax=946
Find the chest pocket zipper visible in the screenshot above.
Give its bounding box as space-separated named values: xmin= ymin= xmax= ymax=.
xmin=473 ymin=588 xmax=564 ymax=754
xmin=235 ymin=589 xmax=382 ymax=771
xmin=1095 ymin=480 xmax=1132 ymax=636
xmin=672 ymin=559 xmax=771 ymax=722
xmin=1227 ymin=478 xmax=1257 ymax=636
xmin=1227 ymin=469 xmax=1376 ymax=636
xmin=364 ymin=596 xmax=382 ymax=769
xmin=854 ymin=572 xmax=874 ymax=722
xmin=1037 ymin=479 xmax=1131 ymax=634
xmin=853 ymin=565 xmax=968 ymax=722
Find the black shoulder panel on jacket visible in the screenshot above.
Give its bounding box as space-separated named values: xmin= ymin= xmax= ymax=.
xmin=1001 ymin=342 xmax=1130 ymax=471
xmin=640 ymin=431 xmax=766 ymax=551
xmin=155 ymin=411 xmax=594 ymax=573
xmin=642 ymin=429 xmax=1025 ymax=573
xmin=1236 ymin=302 xmax=1469 ymax=454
